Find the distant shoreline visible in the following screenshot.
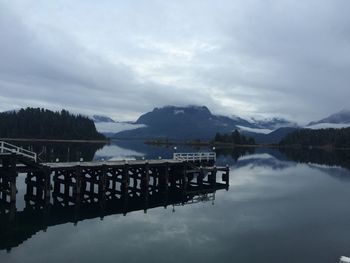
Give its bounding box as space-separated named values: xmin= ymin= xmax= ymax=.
xmin=0 ymin=138 xmax=109 ymax=143
xmin=144 ymin=140 xmax=266 ymax=148
xmin=144 ymin=140 xmax=350 ymax=150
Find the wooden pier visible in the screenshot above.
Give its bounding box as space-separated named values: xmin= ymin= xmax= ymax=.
xmin=0 ymin=142 xmax=230 ymax=251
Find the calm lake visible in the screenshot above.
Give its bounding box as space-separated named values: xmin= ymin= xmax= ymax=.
xmin=1 ymin=140 xmax=350 ymax=263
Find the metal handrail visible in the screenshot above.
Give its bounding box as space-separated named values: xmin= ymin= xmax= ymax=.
xmin=173 ymin=152 xmax=216 ymax=162
xmin=0 ymin=141 xmax=37 ymax=162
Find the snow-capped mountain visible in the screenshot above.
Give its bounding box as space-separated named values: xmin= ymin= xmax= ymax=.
xmin=113 ymin=105 xmax=299 ymax=141
xmin=115 ymin=105 xmax=260 ymax=140
xmin=250 ymin=117 xmax=297 ymax=130
xmin=306 ymin=110 xmax=350 ymax=129
xmin=237 ymin=117 xmax=297 ymax=135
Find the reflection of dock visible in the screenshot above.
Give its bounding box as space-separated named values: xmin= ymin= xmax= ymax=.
xmin=0 ymin=150 xmax=229 ymax=252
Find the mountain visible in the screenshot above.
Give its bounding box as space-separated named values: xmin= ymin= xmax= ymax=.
xmin=308 ymin=110 xmax=350 ymax=128
xmin=241 ymin=127 xmax=299 ymax=144
xmin=249 ymin=117 xmax=297 ymax=130
xmin=113 ymin=105 xmax=300 ymax=142
xmin=135 ymin=105 xmax=252 ymax=127
xmin=115 ymin=106 xmax=257 ymax=140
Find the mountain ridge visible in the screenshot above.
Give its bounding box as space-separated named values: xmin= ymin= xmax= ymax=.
xmin=113 ymin=105 xmax=295 ymax=141
xmin=308 ymin=109 xmax=350 ymax=125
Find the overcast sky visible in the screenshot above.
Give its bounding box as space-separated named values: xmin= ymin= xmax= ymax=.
xmin=0 ymin=0 xmax=349 ymax=123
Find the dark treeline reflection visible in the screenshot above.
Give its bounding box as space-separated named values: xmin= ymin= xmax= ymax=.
xmin=216 ymin=147 xmax=255 ymax=161
xmin=279 ymin=147 xmax=350 ymax=170
xmin=9 ymin=142 xmax=106 ymax=162
xmin=0 ymin=163 xmax=228 ymax=252
xmin=216 ymin=146 xmax=350 ymax=173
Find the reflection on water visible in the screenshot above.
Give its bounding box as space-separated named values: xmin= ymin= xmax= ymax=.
xmin=6 ymin=141 xmax=106 ymax=163
xmin=94 ymin=144 xmax=144 ymax=161
xmin=280 ymin=147 xmax=350 ymax=171
xmin=215 ymin=147 xmax=255 ymax=161
xmin=10 ymin=140 xmax=350 ymax=172
xmin=1 ymin=140 xmax=350 ymax=263
xmin=0 ymin=167 xmax=228 ymax=252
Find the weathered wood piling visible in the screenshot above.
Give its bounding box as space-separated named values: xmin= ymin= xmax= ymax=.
xmin=0 ymin=151 xmax=230 ymax=251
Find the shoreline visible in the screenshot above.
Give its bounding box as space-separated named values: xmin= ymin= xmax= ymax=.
xmin=144 ymin=140 xmax=350 ymax=150
xmin=0 ymin=138 xmax=109 ymax=143
xmin=2 ymin=137 xmax=350 ymax=150
xmin=144 ymin=139 xmax=271 ymax=147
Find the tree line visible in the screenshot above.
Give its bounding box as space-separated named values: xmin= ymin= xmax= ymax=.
xmin=279 ymin=128 xmax=350 ymax=148
xmin=0 ymin=108 xmax=106 ymax=140
xmin=214 ymin=130 xmax=256 ymax=145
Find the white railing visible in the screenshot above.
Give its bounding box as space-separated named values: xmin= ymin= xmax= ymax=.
xmin=175 ymin=193 xmax=215 ymax=206
xmin=0 ymin=141 xmax=37 ymax=162
xmin=173 ymin=152 xmax=216 ymax=162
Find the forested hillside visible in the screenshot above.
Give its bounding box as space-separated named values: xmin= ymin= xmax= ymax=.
xmin=214 ymin=130 xmax=256 ymax=145
xmin=0 ymin=108 xmax=106 ymax=140
xmin=279 ymin=128 xmax=350 ymax=147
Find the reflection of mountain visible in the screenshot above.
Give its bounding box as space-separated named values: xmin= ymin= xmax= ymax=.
xmin=307 ymin=164 xmax=350 ymax=181
xmin=279 ymin=148 xmax=350 ymax=172
xmin=94 ymin=144 xmax=144 ymax=161
xmin=216 ymin=147 xmax=255 ymax=162
xmin=110 ymin=140 xmax=212 ymax=160
xmin=218 ymin=146 xmax=350 ymax=180
xmin=215 ymin=147 xmax=293 ymax=168
xmin=236 ymin=154 xmax=295 ymax=170
xmin=217 ymin=146 xmax=350 ymax=176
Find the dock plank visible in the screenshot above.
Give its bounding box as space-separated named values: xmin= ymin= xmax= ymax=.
xmin=43 ymin=159 xmax=183 ymax=169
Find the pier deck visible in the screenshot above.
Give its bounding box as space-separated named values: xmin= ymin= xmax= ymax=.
xmin=44 ymin=158 xmax=183 ymax=169
xmin=0 ymin=151 xmax=230 ymax=252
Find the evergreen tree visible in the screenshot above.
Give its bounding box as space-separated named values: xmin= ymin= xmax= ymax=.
xmin=279 ymin=128 xmax=350 ymax=148
xmin=213 ymin=130 xmax=255 ymax=145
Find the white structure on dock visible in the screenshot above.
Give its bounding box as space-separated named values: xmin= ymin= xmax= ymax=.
xmin=0 ymin=141 xmax=37 ymax=162
xmin=173 ymin=152 xmax=216 ymax=162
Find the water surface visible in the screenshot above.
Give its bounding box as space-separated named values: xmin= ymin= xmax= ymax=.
xmin=1 ymin=141 xmax=350 ymax=263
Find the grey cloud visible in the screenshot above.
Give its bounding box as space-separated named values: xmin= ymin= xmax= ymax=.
xmin=0 ymin=0 xmax=349 ymax=123
xmin=0 ymin=4 xmax=210 ymax=120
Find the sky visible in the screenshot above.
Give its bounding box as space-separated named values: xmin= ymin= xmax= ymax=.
xmin=0 ymin=0 xmax=349 ymax=124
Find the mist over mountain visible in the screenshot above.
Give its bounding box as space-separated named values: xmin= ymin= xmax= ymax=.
xmin=242 ymin=127 xmax=299 ymax=144
xmin=135 ymin=106 xmax=252 ymax=128
xmin=90 ymin=115 xmax=116 ymax=123
xmin=250 ymin=117 xmax=297 ymax=130
xmin=115 ymin=106 xmax=252 ymax=140
xmin=308 ymin=110 xmax=350 ymax=126
xmin=113 ymin=105 xmax=296 ymax=141
xmin=3 ymin=106 xmax=350 ymax=144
